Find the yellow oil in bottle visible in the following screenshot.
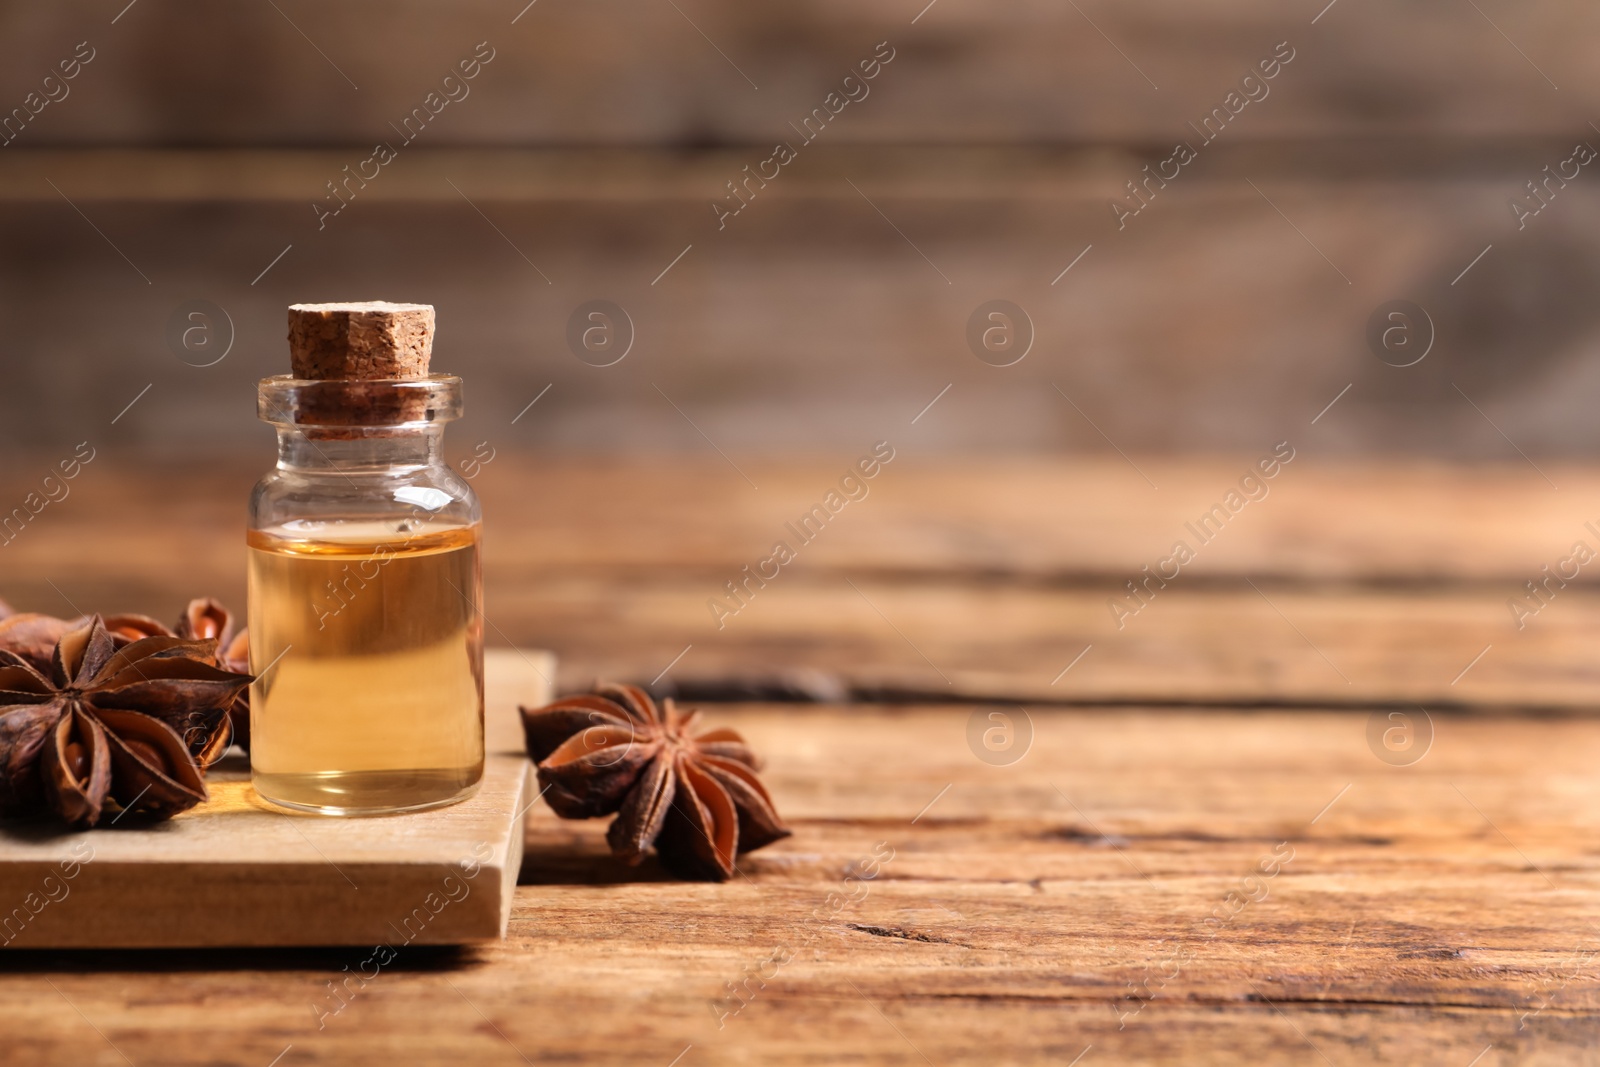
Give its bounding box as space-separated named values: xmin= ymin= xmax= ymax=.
xmin=246 ymin=521 xmax=484 ymax=815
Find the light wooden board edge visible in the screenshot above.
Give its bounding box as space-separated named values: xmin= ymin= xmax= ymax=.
xmin=0 ymin=648 xmax=551 ymax=949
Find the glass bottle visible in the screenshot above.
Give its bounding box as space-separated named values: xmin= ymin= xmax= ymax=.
xmin=247 ymin=375 xmax=484 ymax=815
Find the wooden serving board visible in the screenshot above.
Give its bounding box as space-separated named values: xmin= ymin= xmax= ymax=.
xmin=0 ymin=648 xmax=552 ymax=949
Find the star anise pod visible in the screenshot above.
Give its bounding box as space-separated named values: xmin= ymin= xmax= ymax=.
xmin=0 ymin=613 xmax=73 ymax=673
xmin=175 ymin=598 xmax=252 ymax=752
xmin=0 ymin=615 xmax=252 ymax=828
xmin=520 ymin=684 xmax=790 ymax=881
xmin=0 ymin=599 xmax=250 ymax=699
xmin=0 ymin=611 xmax=174 ymax=673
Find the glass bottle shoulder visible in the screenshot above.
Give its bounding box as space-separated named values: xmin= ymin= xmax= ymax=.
xmin=249 ymin=458 xmax=481 ymax=541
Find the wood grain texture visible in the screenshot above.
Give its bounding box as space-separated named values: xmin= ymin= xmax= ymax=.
xmin=1 ymin=167 xmax=1595 ymax=456
xmin=3 ymin=3 xmax=1596 ymax=461
xmin=2 ymin=705 xmax=1598 ymax=1064
xmin=3 ymin=459 xmax=1599 ymax=706
xmin=0 ymin=463 xmax=1593 ymax=1062
xmin=0 ymin=143 xmax=1577 ymax=202
xmin=0 ymin=650 xmax=552 ymax=949
xmin=9 ymin=456 xmax=1600 ymax=584
xmin=1 ymin=1 xmax=1594 ymax=143
xmin=0 ymin=461 xmax=1596 ymax=1063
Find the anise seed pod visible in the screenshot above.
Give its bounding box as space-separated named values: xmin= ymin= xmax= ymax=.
xmin=96 ymin=614 xmax=175 ymax=646
xmin=176 ymin=598 xmax=252 ymax=752
xmin=519 ymin=683 xmax=789 ymax=881
xmin=0 ymin=614 xmax=73 ymax=674
xmin=0 ymin=616 xmax=252 ymax=827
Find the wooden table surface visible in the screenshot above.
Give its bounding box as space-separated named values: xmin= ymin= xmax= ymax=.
xmin=2 ymin=455 xmax=1599 ymax=1065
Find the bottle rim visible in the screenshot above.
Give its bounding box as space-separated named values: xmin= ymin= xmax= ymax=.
xmin=257 ymin=374 xmax=463 ymax=428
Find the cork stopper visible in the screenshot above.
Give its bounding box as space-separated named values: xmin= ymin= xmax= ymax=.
xmin=278 ymin=301 xmax=443 ymax=435
xmin=287 ymin=301 xmax=434 ymax=380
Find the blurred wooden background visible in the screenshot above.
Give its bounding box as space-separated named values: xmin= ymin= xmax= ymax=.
xmin=1 ymin=0 xmax=1598 ymax=458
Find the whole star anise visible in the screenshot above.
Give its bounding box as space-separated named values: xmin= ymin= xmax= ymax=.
xmin=0 ymin=615 xmax=252 ymax=828
xmin=0 ymin=598 xmax=253 ymax=752
xmin=520 ymin=684 xmax=790 ymax=881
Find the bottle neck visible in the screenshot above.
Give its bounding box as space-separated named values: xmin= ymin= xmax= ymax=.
xmin=274 ymin=426 xmax=445 ymax=473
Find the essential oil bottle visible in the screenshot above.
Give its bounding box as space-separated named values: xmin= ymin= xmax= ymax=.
xmin=247 ymin=302 xmax=485 ymax=815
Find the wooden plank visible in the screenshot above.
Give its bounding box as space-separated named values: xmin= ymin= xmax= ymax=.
xmin=1 ymin=705 xmax=1596 ymax=1064
xmin=26 ymin=566 xmax=1600 ymax=711
xmin=466 ymin=456 xmax=1600 ymax=585
xmin=1 ymin=1 xmax=1595 ymax=143
xmin=0 ymin=649 xmax=552 ymax=948
xmin=0 ymin=142 xmax=1577 ymax=202
xmin=7 ymin=458 xmax=1600 ymax=586
xmin=7 ymin=460 xmax=1600 ymax=706
xmin=511 ymin=574 xmax=1600 ymax=709
xmin=1 ymin=168 xmax=1597 ymax=456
